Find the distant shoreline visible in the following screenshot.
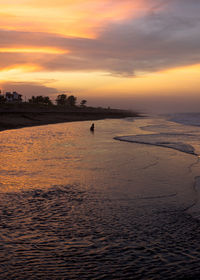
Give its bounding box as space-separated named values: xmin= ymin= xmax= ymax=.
xmin=0 ymin=107 xmax=140 ymax=132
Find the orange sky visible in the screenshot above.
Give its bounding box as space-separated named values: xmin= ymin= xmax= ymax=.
xmin=0 ymin=0 xmax=200 ymax=112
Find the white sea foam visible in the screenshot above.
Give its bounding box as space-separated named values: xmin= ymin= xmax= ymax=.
xmin=114 ymin=134 xmax=196 ymax=155
xmin=114 ymin=113 xmax=200 ymax=155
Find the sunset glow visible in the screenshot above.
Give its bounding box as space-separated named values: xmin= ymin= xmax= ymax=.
xmin=0 ymin=47 xmax=68 ymax=54
xmin=1 ymin=0 xmax=200 ymax=112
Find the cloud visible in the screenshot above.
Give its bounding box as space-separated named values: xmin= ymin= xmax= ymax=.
xmin=0 ymin=81 xmax=60 ymax=99
xmin=0 ymin=0 xmax=200 ymax=76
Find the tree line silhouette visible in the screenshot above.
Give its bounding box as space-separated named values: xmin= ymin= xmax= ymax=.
xmin=0 ymin=92 xmax=87 ymax=108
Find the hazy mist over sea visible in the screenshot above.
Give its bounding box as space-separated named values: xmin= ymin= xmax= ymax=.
xmin=87 ymin=95 xmax=200 ymax=114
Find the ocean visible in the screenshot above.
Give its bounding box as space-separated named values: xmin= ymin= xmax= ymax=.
xmin=0 ymin=114 xmax=200 ymax=279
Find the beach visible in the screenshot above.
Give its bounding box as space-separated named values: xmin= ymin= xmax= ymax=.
xmin=1 ymin=1 xmax=199 ymax=278
xmin=0 ymin=115 xmax=200 ymax=279
xmin=0 ymin=106 xmax=139 ymax=131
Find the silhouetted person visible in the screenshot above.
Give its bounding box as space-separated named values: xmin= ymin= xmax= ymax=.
xmin=90 ymin=123 xmax=94 ymax=132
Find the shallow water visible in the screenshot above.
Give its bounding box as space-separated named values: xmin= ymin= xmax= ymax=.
xmin=1 ymin=116 xmax=200 ymax=279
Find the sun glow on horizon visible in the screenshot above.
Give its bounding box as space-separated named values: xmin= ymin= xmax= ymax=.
xmin=1 ymin=64 xmax=200 ymax=101
xmin=0 ymin=0 xmax=200 ymax=110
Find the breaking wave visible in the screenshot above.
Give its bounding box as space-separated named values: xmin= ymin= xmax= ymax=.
xmin=114 ymin=133 xmax=197 ymax=155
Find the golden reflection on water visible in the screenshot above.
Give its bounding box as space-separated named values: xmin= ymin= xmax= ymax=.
xmin=0 ymin=118 xmax=147 ymax=193
xmin=0 ymin=117 xmax=195 ymax=204
xmin=0 ymin=120 xmax=130 ymax=192
xmin=1 ymin=118 xmax=200 ymax=280
xmin=0 ymin=123 xmax=83 ymax=192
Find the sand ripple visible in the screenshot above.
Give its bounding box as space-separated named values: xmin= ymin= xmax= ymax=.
xmin=0 ymin=185 xmax=200 ymax=279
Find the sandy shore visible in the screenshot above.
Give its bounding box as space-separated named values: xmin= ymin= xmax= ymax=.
xmin=0 ymin=116 xmax=199 ymax=279
xmin=0 ymin=108 xmax=139 ymax=131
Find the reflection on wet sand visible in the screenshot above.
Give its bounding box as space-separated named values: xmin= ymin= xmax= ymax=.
xmin=1 ymin=117 xmax=200 ymax=279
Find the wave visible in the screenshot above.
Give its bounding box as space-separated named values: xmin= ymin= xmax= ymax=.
xmin=168 ymin=113 xmax=200 ymax=127
xmin=114 ymin=133 xmax=197 ymax=155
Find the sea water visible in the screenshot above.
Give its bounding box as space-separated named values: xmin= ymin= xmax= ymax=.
xmin=0 ymin=114 xmax=200 ymax=279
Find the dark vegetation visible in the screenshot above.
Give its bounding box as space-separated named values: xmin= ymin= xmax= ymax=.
xmin=0 ymin=92 xmax=139 ymax=131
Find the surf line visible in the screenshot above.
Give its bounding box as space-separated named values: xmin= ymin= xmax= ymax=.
xmin=114 ymin=135 xmax=197 ymax=156
xmin=114 ymin=134 xmax=200 ymax=218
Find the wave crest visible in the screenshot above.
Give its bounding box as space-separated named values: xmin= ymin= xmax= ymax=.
xmin=114 ymin=133 xmax=196 ymax=155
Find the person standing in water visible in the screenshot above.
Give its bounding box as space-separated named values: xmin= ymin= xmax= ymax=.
xmin=90 ymin=123 xmax=94 ymax=131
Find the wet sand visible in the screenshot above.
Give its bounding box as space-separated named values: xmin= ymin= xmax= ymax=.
xmin=0 ymin=118 xmax=200 ymax=279
xmin=0 ymin=108 xmax=139 ymax=131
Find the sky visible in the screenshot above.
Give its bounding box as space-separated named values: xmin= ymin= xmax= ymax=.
xmin=0 ymin=0 xmax=200 ymax=112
